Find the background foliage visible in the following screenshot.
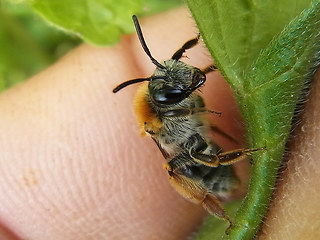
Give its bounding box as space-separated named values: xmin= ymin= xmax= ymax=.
xmin=0 ymin=0 xmax=181 ymax=90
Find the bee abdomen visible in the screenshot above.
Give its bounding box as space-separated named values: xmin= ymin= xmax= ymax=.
xmin=202 ymin=165 xmax=239 ymax=198
xmin=170 ymin=154 xmax=239 ymax=199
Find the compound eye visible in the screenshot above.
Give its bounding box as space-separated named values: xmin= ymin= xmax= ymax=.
xmin=152 ymin=87 xmax=186 ymax=105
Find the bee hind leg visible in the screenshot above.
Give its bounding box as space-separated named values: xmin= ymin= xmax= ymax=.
xmin=203 ymin=194 xmax=233 ymax=234
xmin=166 ymin=161 xmax=233 ymax=234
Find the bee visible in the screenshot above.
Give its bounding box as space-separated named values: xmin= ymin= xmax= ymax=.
xmin=113 ymin=15 xmax=262 ymax=231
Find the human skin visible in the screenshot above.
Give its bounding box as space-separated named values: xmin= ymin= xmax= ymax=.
xmin=0 ymin=7 xmax=319 ymax=240
xmin=259 ymin=69 xmax=320 ymax=239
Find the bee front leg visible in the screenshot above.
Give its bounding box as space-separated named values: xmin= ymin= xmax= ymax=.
xmin=171 ymin=35 xmax=200 ymax=60
xmin=202 ymin=64 xmax=218 ymax=74
xmin=163 ymin=108 xmax=215 ymax=118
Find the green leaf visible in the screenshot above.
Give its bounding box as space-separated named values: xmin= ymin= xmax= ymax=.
xmin=30 ymin=0 xmax=182 ymax=46
xmin=31 ymin=0 xmax=143 ymax=46
xmin=229 ymin=3 xmax=320 ymax=239
xmin=0 ymin=4 xmax=48 ymax=90
xmin=187 ymin=0 xmax=320 ymax=239
xmin=195 ymin=201 xmax=242 ymax=240
xmin=142 ymin=0 xmax=182 ymax=16
xmin=187 ymin=0 xmax=311 ymax=89
xmin=0 ymin=0 xmax=181 ymax=89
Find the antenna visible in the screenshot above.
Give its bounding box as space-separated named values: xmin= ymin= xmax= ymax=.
xmin=112 ymin=76 xmax=165 ymax=93
xmin=132 ymin=15 xmax=166 ymax=69
xmin=113 ymin=78 xmax=150 ymax=93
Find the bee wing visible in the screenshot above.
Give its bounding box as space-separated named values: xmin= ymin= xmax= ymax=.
xmin=167 ymin=169 xmax=232 ymax=231
xmin=151 ymin=137 xmax=171 ymax=160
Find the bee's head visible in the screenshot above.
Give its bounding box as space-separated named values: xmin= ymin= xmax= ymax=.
xmin=148 ymin=60 xmax=206 ymax=106
xmin=112 ymin=15 xmax=207 ymax=106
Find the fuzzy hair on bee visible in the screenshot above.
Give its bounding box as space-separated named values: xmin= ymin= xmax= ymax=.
xmin=113 ymin=15 xmax=262 ymax=233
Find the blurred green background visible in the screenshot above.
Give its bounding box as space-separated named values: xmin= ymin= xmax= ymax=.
xmin=0 ymin=1 xmax=81 ymax=91
xmin=0 ymin=0 xmax=182 ymax=91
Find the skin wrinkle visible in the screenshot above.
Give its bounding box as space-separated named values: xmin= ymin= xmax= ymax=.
xmin=0 ymin=42 xmax=139 ymax=238
xmin=54 ymin=67 xmax=106 ymax=238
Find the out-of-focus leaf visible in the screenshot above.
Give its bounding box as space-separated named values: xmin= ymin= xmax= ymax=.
xmin=31 ymin=0 xmax=182 ymax=46
xmin=0 ymin=2 xmax=80 ymax=90
xmin=31 ymin=0 xmax=143 ymax=46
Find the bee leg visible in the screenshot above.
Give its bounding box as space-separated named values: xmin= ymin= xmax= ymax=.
xmin=163 ymin=107 xmax=215 ymax=118
xmin=192 ymin=147 xmax=264 ymax=167
xmin=152 ymin=137 xmax=170 ymax=160
xmin=203 ymin=194 xmax=233 ymax=234
xmin=215 ymin=147 xmax=265 ymax=165
xmin=202 ymin=64 xmax=218 ymax=74
xmin=165 ymin=164 xmax=233 ymax=234
xmin=210 ymin=125 xmax=239 ymax=144
xmin=187 ymin=133 xmax=265 ymax=166
xmin=171 ymin=34 xmax=200 ymax=60
xmin=144 ymin=119 xmax=162 ymax=136
xmin=187 ymin=134 xmax=221 ymax=167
